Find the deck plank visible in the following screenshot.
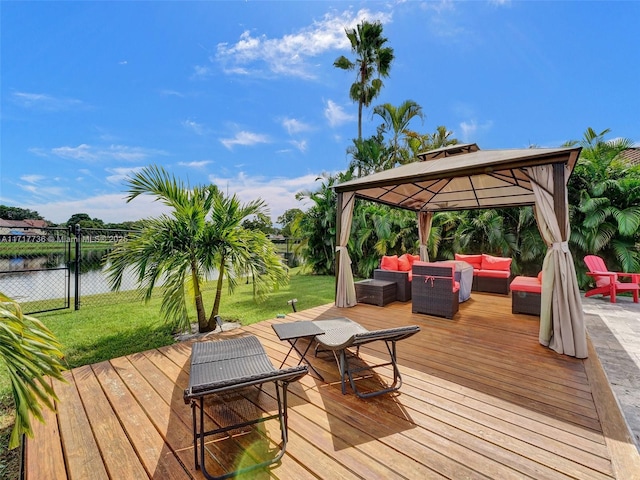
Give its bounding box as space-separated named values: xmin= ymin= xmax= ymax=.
xmin=72 ymin=364 xmax=149 ymax=479
xmin=53 ymin=373 xmax=109 ymax=480
xmin=23 ymin=293 xmax=640 ymax=480
xmin=92 ymin=360 xmax=189 ymax=479
xmin=24 ymin=378 xmax=67 ymax=480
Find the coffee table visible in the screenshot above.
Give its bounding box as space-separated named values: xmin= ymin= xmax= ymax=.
xmin=355 ymin=278 xmax=397 ymax=306
xmin=272 ymin=321 xmax=325 ymax=380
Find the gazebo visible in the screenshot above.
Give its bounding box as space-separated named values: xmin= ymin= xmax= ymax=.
xmin=333 ymin=143 xmax=587 ymax=358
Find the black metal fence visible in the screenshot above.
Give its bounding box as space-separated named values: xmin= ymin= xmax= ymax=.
xmin=1 ymin=225 xmax=303 ymax=315
xmin=0 ymin=225 xmax=138 ymax=314
xmin=0 ymin=226 xmax=72 ymax=314
xmin=72 ymin=226 xmax=140 ymax=310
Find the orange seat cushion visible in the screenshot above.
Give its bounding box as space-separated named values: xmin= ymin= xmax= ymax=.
xmin=481 ymin=254 xmax=512 ymax=271
xmin=455 ymin=253 xmax=482 ymax=270
xmin=510 ymin=276 xmax=542 ymax=294
xmin=476 ymin=269 xmax=511 ymax=278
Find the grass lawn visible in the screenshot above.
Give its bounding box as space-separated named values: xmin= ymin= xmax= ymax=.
xmin=0 ymin=269 xmax=336 ymax=479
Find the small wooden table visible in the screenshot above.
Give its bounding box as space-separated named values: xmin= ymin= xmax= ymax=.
xmin=272 ymin=321 xmax=325 ymax=380
xmin=355 ymin=279 xmax=397 ymax=306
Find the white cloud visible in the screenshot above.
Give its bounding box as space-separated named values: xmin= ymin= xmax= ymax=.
xmin=159 ymin=89 xmax=185 ymax=98
xmin=51 ymin=144 xmax=97 ymax=161
xmin=324 ymin=100 xmax=355 ymax=127
xmin=182 ymin=119 xmax=205 ymax=135
xmin=459 ymin=119 xmax=493 ymax=143
xmin=11 ymin=91 xmax=85 ymax=111
xmin=282 ymin=117 xmax=311 ymax=135
xmin=24 ymin=193 xmax=173 ymax=224
xmin=290 ymin=140 xmax=308 ymax=153
xmin=215 ymin=8 xmax=393 ymax=79
xmin=105 ymin=166 xmax=145 ymax=184
xmin=191 ymin=65 xmax=212 ymax=79
xmin=44 ymin=144 xmax=167 ymax=162
xmin=178 ymin=160 xmax=212 ymax=168
xmin=20 ymin=174 xmax=46 ymax=184
xmin=220 ymin=131 xmax=270 ymax=150
xmin=18 ymin=181 xmax=67 ymax=199
xmin=21 ymin=173 xmax=321 ymax=225
xmin=207 ymin=172 xmax=319 ymax=222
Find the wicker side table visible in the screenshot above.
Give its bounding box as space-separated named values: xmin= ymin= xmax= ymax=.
xmin=355 ymin=279 xmax=397 ymax=306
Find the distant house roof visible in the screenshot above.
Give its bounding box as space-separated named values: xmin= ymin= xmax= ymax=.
xmin=0 ymin=218 xmax=48 ymax=228
xmin=620 ymin=148 xmax=640 ymax=166
xmin=23 ymin=219 xmax=48 ymax=228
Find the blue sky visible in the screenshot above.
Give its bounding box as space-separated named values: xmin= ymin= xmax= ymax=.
xmin=1 ymin=1 xmax=639 ymax=225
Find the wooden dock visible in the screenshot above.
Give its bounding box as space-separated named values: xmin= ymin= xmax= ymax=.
xmin=24 ymin=293 xmax=640 ymax=479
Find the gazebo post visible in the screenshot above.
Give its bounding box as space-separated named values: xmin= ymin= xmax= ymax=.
xmin=335 ymin=191 xmax=343 ymax=296
xmin=553 ymin=163 xmax=567 ymax=239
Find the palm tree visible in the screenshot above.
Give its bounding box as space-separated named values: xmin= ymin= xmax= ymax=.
xmin=407 ymin=125 xmax=459 ymax=157
xmin=347 ymin=132 xmax=387 ymax=177
xmin=294 ymin=173 xmax=350 ymax=275
xmin=373 ymin=100 xmax=424 ymax=168
xmin=0 ymin=293 xmax=66 ymax=448
xmin=106 ymin=165 xmax=288 ymax=333
xmin=334 ymin=20 xmax=394 ymax=139
xmin=567 ymin=128 xmax=640 ymax=282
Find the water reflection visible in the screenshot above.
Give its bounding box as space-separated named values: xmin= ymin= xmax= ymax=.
xmin=0 ymin=249 xmax=139 ymax=302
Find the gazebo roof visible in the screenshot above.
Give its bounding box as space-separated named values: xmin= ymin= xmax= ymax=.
xmin=334 ymin=144 xmax=582 ymax=212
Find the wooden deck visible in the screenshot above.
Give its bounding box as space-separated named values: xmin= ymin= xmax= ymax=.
xmin=24 ymin=293 xmax=640 ymax=479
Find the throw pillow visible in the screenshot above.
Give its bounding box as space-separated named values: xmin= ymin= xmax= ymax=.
xmin=380 ymin=255 xmax=399 ymax=271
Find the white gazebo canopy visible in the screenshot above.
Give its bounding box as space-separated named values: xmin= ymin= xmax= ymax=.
xmin=333 ymin=144 xmax=587 ymax=358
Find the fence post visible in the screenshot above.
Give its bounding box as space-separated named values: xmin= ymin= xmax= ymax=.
xmin=74 ymin=224 xmax=81 ymax=310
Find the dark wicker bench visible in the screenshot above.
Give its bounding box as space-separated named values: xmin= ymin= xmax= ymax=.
xmin=184 ymin=336 xmax=307 ymax=479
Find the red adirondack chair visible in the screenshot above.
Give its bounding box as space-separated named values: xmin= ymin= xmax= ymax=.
xmin=584 ymin=255 xmax=640 ymax=303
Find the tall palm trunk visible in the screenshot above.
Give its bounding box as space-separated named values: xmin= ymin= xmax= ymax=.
xmin=358 ymin=100 xmax=363 ymax=140
xmin=190 ymin=260 xmax=207 ymax=332
xmin=208 ymin=258 xmax=226 ymax=330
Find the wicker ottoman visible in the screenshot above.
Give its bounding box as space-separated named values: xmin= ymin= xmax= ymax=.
xmin=510 ymin=276 xmax=542 ymax=316
xmin=355 ymin=279 xmax=397 ymax=306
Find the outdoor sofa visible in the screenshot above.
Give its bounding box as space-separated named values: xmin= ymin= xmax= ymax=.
xmin=454 ymin=253 xmax=512 ymax=294
xmin=372 ymin=253 xmax=421 ymax=301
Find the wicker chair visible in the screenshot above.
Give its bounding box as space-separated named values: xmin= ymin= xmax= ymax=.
xmin=411 ymin=263 xmax=460 ymax=319
xmin=373 ymin=269 xmax=411 ymax=301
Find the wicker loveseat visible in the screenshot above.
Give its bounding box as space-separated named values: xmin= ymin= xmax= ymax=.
xmin=373 ymin=253 xmax=420 ymax=302
xmin=510 ymin=273 xmax=542 ymax=316
xmin=454 ymin=253 xmax=512 ymax=295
